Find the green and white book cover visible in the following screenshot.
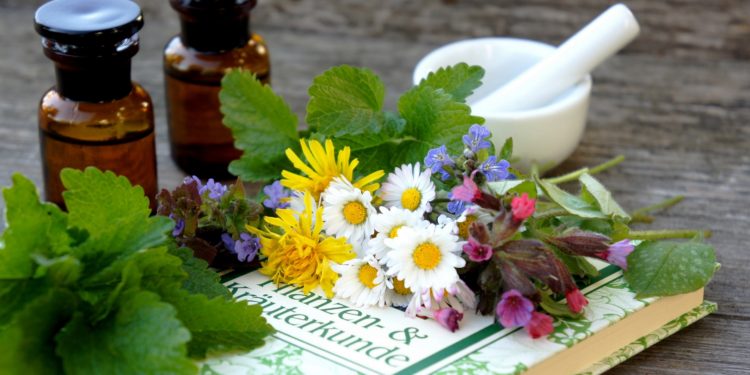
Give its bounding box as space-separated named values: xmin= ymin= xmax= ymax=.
xmin=200 ymin=261 xmax=713 ymax=375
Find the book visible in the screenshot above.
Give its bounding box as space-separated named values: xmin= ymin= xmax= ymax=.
xmin=200 ymin=261 xmax=714 ymax=375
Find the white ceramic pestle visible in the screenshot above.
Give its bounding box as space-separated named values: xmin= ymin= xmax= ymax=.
xmin=471 ymin=3 xmax=640 ymax=114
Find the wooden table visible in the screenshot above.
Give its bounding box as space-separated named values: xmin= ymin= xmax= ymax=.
xmin=1 ymin=0 xmax=748 ymax=373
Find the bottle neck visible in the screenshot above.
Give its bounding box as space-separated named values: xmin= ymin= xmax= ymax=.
xmin=180 ymin=16 xmax=250 ymax=53
xmin=54 ymin=58 xmax=133 ymax=102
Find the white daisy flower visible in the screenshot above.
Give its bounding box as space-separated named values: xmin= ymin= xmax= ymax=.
xmin=322 ymin=178 xmax=377 ymax=251
xmin=367 ymin=206 xmax=429 ymax=261
xmin=380 ymin=163 xmax=436 ymax=215
xmin=405 ymin=280 xmax=477 ymax=317
xmin=333 ymin=256 xmax=387 ymax=307
xmin=384 ymin=276 xmax=414 ymax=307
xmin=383 ymin=224 xmax=465 ymax=292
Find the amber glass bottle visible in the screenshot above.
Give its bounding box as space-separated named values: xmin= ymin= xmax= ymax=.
xmin=35 ymin=0 xmax=158 ymax=208
xmin=165 ymin=0 xmax=270 ymax=179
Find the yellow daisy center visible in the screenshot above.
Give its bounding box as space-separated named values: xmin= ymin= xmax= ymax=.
xmin=401 ymin=188 xmax=422 ymax=211
xmin=358 ymin=264 xmax=379 ymax=289
xmin=392 ymin=277 xmax=411 ymax=295
xmin=457 ymin=215 xmax=478 ymax=239
xmin=412 ymin=242 xmax=442 ymax=270
xmin=388 ymin=225 xmax=404 ymax=238
xmin=342 ymin=201 xmax=367 ymax=225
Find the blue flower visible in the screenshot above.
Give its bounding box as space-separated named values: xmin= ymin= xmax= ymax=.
xmin=262 ymin=180 xmax=291 ymax=209
xmin=171 ymin=216 xmax=185 ymax=237
xmin=424 ymin=145 xmax=455 ymax=181
xmin=199 ymin=178 xmax=228 ymax=200
xmin=447 ymin=192 xmax=468 ymax=215
xmin=222 ymin=232 xmax=261 ymax=263
xmin=478 ymin=156 xmax=510 ymax=182
xmin=182 ymin=175 xmax=203 ymax=190
xmin=462 ymin=125 xmax=492 ymax=153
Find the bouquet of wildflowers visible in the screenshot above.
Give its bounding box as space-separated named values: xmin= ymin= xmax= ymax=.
xmin=163 ymin=63 xmax=716 ymax=339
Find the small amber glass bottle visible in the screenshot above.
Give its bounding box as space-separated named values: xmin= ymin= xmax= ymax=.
xmin=34 ymin=0 xmax=158 ymax=208
xmin=165 ymin=0 xmax=270 ymax=179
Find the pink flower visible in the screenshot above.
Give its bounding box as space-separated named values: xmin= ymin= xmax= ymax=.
xmin=496 ymin=289 xmax=534 ymax=328
xmin=434 ymin=308 xmax=464 ymax=332
xmin=604 ymin=239 xmax=634 ymax=270
xmin=524 ymin=312 xmax=554 ymax=338
xmin=451 ymin=176 xmax=481 ymax=203
xmin=566 ymin=288 xmax=588 ymax=313
xmin=511 ymin=193 xmax=535 ymax=221
xmin=463 ymin=237 xmax=493 ymax=262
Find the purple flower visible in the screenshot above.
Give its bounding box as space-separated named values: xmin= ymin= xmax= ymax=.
xmin=263 ymin=180 xmax=291 ymax=210
xmin=462 ymin=125 xmax=492 ymax=153
xmin=227 ymin=233 xmax=261 ymax=263
xmin=496 ymin=289 xmax=534 ymax=328
xmin=478 ymin=156 xmax=510 ymax=182
xmin=605 ymin=239 xmax=635 ymax=270
xmin=424 ymin=145 xmax=454 ymax=180
xmin=183 ymin=175 xmax=203 ymax=190
xmin=172 ymin=218 xmax=185 ymax=237
xmin=447 ymin=192 xmax=468 ymax=215
xmin=451 ymin=176 xmax=481 ymax=203
xmin=463 ymin=237 xmax=493 ymax=262
xmin=221 ymin=233 xmax=235 ymax=251
xmin=199 ymin=178 xmax=228 ymax=200
xmin=434 ymin=308 xmax=463 ymax=332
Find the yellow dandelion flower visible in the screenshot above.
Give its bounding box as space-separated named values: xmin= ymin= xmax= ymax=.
xmin=281 ymin=139 xmax=384 ymax=200
xmin=248 ymin=191 xmax=356 ymax=297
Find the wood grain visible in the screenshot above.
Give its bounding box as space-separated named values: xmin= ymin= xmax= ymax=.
xmin=1 ymin=0 xmax=748 ymax=373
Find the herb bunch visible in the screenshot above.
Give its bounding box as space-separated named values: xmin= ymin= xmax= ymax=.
xmin=0 ymin=168 xmax=274 ymax=374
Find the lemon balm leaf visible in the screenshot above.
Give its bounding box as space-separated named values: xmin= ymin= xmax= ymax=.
xmin=307 ymin=65 xmax=386 ymax=136
xmin=416 ymin=63 xmax=484 ymax=103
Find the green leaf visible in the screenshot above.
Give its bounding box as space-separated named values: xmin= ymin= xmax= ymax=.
xmin=0 ymin=288 xmax=76 ymax=374
xmin=307 ymin=65 xmax=386 ymax=136
xmin=550 ymin=247 xmax=599 ymax=278
xmin=498 ymin=137 xmax=514 ymax=161
xmin=415 ymin=63 xmax=484 ymax=103
xmin=61 ymin=168 xmax=174 ymax=274
xmin=487 ymin=179 xmax=538 ymax=199
xmin=624 ymin=241 xmax=717 ymax=298
xmin=535 ymin=176 xmax=606 ymax=219
xmin=0 ymin=173 xmax=70 ymax=279
xmin=0 ymin=279 xmax=50 ymax=328
xmin=398 ymin=84 xmax=484 ymax=155
xmin=539 ymin=289 xmax=583 ymax=319
xmin=168 ymin=291 xmax=274 ymax=359
xmin=56 ymin=291 xmax=197 ymax=375
xmin=220 ymin=70 xmax=299 ymax=181
xmin=579 ymin=173 xmax=631 ymax=222
xmin=169 ymin=247 xmax=231 ymax=299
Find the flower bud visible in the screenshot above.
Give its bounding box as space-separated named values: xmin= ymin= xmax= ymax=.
xmin=547 ymin=230 xmax=611 ymax=257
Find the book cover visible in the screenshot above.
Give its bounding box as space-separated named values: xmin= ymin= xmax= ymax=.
xmin=199 ymin=262 xmax=713 ymax=374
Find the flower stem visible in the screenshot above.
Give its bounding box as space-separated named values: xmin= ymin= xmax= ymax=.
xmin=627 ymin=229 xmax=712 ymax=240
xmin=631 ymin=196 xmax=684 ymax=217
xmin=545 ymin=155 xmax=626 ymax=185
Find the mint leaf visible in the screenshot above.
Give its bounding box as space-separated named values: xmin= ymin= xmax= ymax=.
xmin=56 ymin=291 xmax=196 ymax=375
xmin=169 ymin=246 xmax=231 ymax=299
xmin=398 ymin=84 xmax=483 ymax=155
xmin=579 ymin=173 xmax=630 ymax=222
xmin=0 ymin=173 xmax=70 ymax=279
xmin=0 ymin=288 xmax=75 ymax=374
xmin=307 ymin=65 xmax=386 ymax=136
xmin=625 ymin=241 xmax=717 ymax=297
xmin=168 ymin=291 xmax=274 ymax=359
xmin=535 ymin=176 xmax=606 ymax=219
xmin=416 ymin=63 xmax=484 ymax=102
xmin=220 ymin=70 xmax=299 ymax=181
xmin=229 ymin=154 xmax=293 ymax=182
xmin=61 ymin=168 xmax=173 ymax=274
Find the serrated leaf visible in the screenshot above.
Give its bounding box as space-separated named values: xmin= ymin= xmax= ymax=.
xmin=0 ymin=288 xmax=76 ymax=374
xmin=56 ymin=291 xmax=196 ymax=375
xmin=167 ymin=291 xmax=274 ymax=359
xmin=0 ymin=279 xmax=49 ymax=327
xmin=535 ymin=176 xmax=606 ymax=219
xmin=416 ymin=63 xmax=485 ymax=103
xmin=61 ymin=168 xmax=174 ymax=274
xmin=579 ymin=173 xmax=631 ymax=222
xmin=220 ymin=70 xmax=299 ymax=181
xmin=624 ymin=241 xmax=717 ymax=297
xmin=0 ymin=173 xmax=70 ymax=279
xmin=398 ymin=84 xmax=484 ymax=155
xmin=307 ymin=65 xmax=386 ymax=136
xmin=169 ymin=247 xmax=231 ymax=299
